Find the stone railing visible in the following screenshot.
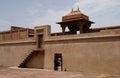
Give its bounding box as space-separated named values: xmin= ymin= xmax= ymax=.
xmin=0 ymin=29 xmax=34 ymax=42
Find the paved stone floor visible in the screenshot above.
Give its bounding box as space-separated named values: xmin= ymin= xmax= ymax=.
xmin=0 ymin=67 xmax=120 ymax=78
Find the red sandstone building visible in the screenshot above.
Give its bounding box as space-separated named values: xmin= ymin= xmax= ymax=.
xmin=0 ymin=9 xmax=120 ymax=75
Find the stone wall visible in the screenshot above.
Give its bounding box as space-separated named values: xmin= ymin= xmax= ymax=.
xmin=23 ymin=51 xmax=44 ymax=69
xmin=0 ymin=40 xmax=36 ymax=67
xmin=0 ymin=25 xmax=120 ymax=75
xmin=44 ymin=28 xmax=120 ymax=75
xmin=0 ymin=27 xmax=34 ymax=42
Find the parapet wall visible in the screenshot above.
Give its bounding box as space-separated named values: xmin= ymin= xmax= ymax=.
xmin=0 ymin=26 xmax=34 ymax=42
xmin=45 ymin=28 xmax=120 ymax=41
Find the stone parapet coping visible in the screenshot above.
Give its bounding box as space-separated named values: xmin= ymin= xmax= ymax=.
xmin=0 ymin=39 xmax=35 ymax=45
xmin=45 ymin=32 xmax=120 ymax=42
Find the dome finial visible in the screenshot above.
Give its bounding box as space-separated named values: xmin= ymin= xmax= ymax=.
xmin=77 ymin=6 xmax=80 ymax=11
xmin=71 ymin=8 xmax=73 ymax=12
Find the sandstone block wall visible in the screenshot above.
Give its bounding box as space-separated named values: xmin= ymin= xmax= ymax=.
xmin=44 ymin=33 xmax=120 ymax=75
xmin=23 ymin=51 xmax=44 ymax=69
xmin=0 ymin=40 xmax=36 ymax=67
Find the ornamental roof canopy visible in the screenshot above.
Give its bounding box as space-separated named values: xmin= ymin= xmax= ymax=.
xmin=62 ymin=9 xmax=89 ymax=22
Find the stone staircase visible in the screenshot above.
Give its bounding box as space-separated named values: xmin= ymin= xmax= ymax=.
xmin=18 ymin=49 xmax=44 ymax=68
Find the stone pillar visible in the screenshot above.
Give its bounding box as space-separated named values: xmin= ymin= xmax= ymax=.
xmin=79 ymin=23 xmax=83 ymax=33
xmin=61 ymin=25 xmax=66 ymax=35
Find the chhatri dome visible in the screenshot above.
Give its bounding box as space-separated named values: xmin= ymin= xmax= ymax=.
xmin=57 ymin=8 xmax=94 ymax=34
xmin=62 ymin=8 xmax=89 ymax=22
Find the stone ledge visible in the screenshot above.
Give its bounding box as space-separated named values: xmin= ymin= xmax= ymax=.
xmin=0 ymin=39 xmax=36 ymax=45
xmin=45 ymin=33 xmax=120 ymax=42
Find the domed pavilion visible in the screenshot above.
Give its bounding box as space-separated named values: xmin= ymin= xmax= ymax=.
xmin=57 ymin=8 xmax=94 ymax=34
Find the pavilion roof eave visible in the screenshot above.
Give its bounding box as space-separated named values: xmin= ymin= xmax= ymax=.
xmin=57 ymin=19 xmax=94 ymax=24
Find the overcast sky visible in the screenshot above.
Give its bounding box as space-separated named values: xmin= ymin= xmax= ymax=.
xmin=0 ymin=0 xmax=120 ymax=32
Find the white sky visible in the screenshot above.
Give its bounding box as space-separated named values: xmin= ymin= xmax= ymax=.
xmin=0 ymin=0 xmax=120 ymax=32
